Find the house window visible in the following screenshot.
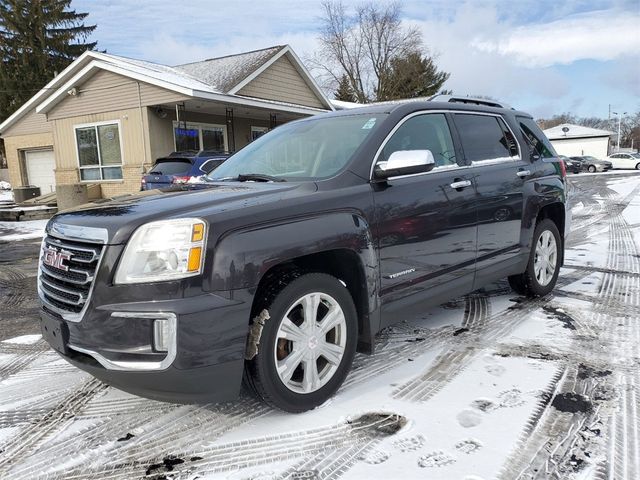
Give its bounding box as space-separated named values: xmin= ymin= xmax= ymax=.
xmin=251 ymin=126 xmax=269 ymax=141
xmin=173 ymin=122 xmax=227 ymax=153
xmin=75 ymin=122 xmax=123 ymax=181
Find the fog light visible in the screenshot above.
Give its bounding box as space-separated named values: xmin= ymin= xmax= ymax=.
xmin=153 ymin=319 xmax=171 ymax=352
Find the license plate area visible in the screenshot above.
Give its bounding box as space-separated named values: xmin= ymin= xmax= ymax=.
xmin=41 ymin=311 xmax=69 ymax=355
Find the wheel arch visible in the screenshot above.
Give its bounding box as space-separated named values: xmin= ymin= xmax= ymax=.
xmin=535 ymin=202 xmax=565 ymax=265
xmin=210 ymin=212 xmax=381 ymax=354
xmin=249 ymin=249 xmax=377 ymax=354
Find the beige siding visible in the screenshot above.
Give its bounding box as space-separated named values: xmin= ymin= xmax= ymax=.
xmin=146 ymin=108 xmax=175 ymax=162
xmin=3 ymin=132 xmax=55 ymax=187
xmin=3 ymin=110 xmax=52 ymax=137
xmin=52 ymin=108 xmax=149 ymax=197
xmin=237 ymin=55 xmax=325 ymax=109
xmin=48 ymin=70 xmax=189 ymax=120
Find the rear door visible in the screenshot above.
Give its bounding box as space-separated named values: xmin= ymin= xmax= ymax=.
xmin=372 ymin=112 xmax=477 ymax=322
xmin=451 ymin=113 xmax=527 ymax=283
xmin=144 ymin=158 xmax=193 ymax=189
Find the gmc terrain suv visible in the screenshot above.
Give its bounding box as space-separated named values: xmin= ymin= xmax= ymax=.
xmin=39 ymin=98 xmax=568 ymax=412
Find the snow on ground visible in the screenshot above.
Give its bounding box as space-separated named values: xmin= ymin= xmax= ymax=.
xmin=1 ymin=334 xmax=42 ymax=345
xmin=0 ymin=173 xmax=638 ymax=479
xmin=0 ymin=219 xmax=48 ymax=242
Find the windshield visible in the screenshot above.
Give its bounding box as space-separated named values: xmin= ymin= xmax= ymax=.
xmin=207 ymin=114 xmax=386 ymax=181
xmin=631 ymin=153 xmax=640 ymax=158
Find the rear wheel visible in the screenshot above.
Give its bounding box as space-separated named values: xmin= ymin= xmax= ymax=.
xmin=245 ymin=273 xmax=358 ymax=412
xmin=508 ymin=219 xmax=561 ymax=297
xmin=588 ymin=165 xmax=597 ymax=173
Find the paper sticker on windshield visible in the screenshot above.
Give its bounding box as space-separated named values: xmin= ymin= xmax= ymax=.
xmin=362 ymin=118 xmax=377 ymax=130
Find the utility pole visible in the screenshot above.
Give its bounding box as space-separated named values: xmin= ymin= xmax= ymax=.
xmin=612 ymin=111 xmax=627 ymax=152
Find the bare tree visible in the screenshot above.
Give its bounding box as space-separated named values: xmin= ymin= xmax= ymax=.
xmin=310 ymin=1 xmax=443 ymax=102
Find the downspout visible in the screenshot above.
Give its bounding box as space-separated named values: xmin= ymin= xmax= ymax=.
xmin=137 ymin=82 xmax=149 ymax=173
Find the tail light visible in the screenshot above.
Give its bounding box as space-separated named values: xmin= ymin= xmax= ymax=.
xmin=172 ymin=176 xmax=190 ymax=184
xmin=558 ymin=159 xmax=566 ymax=180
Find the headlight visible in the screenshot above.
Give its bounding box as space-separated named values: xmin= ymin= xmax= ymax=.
xmin=114 ymin=218 xmax=206 ymax=284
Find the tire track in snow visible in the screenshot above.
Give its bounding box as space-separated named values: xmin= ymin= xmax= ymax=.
xmin=0 ymin=379 xmax=108 ymax=477
xmin=498 ymin=364 xmax=615 ymax=480
xmin=47 ymin=413 xmax=405 ymax=480
xmin=9 ymin=397 xmax=273 ymax=480
xmin=392 ymin=296 xmax=547 ymax=402
xmin=608 ymin=373 xmax=640 ymax=480
xmin=500 ymin=177 xmax=640 ymax=479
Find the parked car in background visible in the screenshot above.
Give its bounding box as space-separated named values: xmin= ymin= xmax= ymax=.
xmin=607 ymin=152 xmax=640 ymax=170
xmin=570 ymin=156 xmax=612 ymax=173
xmin=141 ymin=151 xmax=230 ymax=190
xmin=559 ymin=155 xmax=581 ymax=174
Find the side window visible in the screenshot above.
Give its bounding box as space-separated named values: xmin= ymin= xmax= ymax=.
xmin=453 ymin=114 xmax=513 ymax=162
xmin=379 ymin=113 xmax=457 ymax=168
xmin=517 ymin=116 xmax=556 ymax=158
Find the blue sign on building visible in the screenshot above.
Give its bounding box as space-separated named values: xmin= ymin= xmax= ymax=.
xmin=175 ymin=128 xmax=199 ymax=138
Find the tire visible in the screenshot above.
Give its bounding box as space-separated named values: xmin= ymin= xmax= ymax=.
xmin=507 ymin=218 xmax=561 ymax=297
xmin=245 ymin=273 xmax=358 ymax=412
xmin=635 ymin=163 xmax=640 ymax=170
xmin=588 ymin=165 xmax=596 ymax=173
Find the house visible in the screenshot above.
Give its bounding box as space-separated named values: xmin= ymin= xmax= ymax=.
xmin=543 ymin=123 xmax=614 ymax=159
xmin=0 ymin=45 xmax=333 ymax=198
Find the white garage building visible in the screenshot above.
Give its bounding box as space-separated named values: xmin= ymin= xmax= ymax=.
xmin=543 ymin=123 xmax=614 ymax=159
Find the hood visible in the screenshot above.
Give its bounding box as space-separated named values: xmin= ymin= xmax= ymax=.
xmin=48 ymin=182 xmax=314 ymax=244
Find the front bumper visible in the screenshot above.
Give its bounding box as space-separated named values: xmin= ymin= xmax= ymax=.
xmin=40 ymin=290 xmax=252 ymax=403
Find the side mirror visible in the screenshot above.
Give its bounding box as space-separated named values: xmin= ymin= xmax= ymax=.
xmin=374 ymin=150 xmax=436 ymax=179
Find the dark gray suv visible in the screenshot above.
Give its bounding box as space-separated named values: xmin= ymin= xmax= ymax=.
xmin=39 ymin=97 xmax=569 ymax=412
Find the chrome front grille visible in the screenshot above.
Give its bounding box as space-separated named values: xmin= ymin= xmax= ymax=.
xmin=38 ymin=232 xmax=105 ymax=320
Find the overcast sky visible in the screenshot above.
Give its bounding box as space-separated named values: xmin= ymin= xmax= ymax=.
xmin=72 ymin=0 xmax=639 ymax=119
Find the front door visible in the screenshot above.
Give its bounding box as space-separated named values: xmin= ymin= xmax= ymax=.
xmin=372 ymin=112 xmax=477 ymax=323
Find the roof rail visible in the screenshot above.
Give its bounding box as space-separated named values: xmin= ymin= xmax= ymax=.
xmin=428 ymin=94 xmax=512 ymax=109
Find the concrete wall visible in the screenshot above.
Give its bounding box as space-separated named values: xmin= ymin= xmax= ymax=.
xmin=550 ymin=136 xmax=610 ymax=159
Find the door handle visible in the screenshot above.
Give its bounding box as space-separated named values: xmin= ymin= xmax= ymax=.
xmin=516 ymin=170 xmax=531 ymax=178
xmin=450 ymin=180 xmax=472 ymax=189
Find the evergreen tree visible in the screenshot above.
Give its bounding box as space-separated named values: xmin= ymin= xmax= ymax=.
xmin=379 ymin=50 xmax=450 ymax=101
xmin=334 ymin=74 xmax=356 ymax=102
xmin=0 ymin=0 xmax=97 ymax=123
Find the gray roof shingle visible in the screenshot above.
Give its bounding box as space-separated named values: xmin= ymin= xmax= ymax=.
xmin=175 ymin=45 xmax=286 ymax=93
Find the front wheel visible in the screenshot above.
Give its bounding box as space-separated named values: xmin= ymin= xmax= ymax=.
xmin=508 ymin=218 xmax=561 ymax=297
xmin=635 ymin=163 xmax=640 ymax=170
xmin=245 ymin=273 xmax=358 ymax=412
xmin=588 ymin=165 xmax=597 ymax=173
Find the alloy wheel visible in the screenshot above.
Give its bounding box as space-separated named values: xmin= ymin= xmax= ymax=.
xmin=534 ymin=230 xmax=557 ymax=287
xmin=274 ymin=292 xmax=347 ymax=394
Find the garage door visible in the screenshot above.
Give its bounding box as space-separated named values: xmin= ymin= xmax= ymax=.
xmin=25 ymin=149 xmax=56 ymax=194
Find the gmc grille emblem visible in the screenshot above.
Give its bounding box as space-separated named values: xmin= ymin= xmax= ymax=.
xmin=43 ymin=247 xmax=72 ymax=271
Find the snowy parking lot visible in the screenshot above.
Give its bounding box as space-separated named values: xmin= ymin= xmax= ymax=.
xmin=0 ymin=172 xmax=638 ymax=480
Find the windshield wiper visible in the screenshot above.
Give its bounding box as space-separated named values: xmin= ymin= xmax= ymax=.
xmin=236 ymin=173 xmax=286 ymax=182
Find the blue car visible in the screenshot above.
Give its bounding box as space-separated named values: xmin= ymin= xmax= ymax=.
xmin=141 ymin=151 xmax=229 ymax=190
